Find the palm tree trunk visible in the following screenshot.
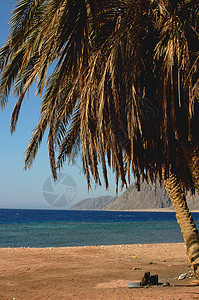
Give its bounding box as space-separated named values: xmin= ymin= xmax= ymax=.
xmin=163 ymin=166 xmax=199 ymax=279
xmin=180 ymin=141 xmax=199 ymax=195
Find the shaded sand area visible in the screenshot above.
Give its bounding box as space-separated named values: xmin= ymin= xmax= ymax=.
xmin=0 ymin=243 xmax=199 ymax=299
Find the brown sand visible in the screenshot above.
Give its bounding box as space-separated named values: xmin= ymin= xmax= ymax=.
xmin=0 ymin=243 xmax=199 ymax=299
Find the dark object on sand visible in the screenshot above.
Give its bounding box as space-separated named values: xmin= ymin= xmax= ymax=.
xmin=141 ymin=272 xmax=158 ymax=286
xmin=141 ymin=272 xmax=150 ymax=286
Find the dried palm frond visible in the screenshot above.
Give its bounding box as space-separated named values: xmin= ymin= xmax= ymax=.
xmin=0 ymin=0 xmax=198 ymax=193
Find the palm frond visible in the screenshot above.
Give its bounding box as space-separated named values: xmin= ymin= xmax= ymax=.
xmin=24 ymin=114 xmax=48 ymax=169
xmin=1 ymin=0 xmax=198 ymax=192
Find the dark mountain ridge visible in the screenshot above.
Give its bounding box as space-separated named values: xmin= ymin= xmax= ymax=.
xmin=70 ymin=181 xmax=199 ymax=211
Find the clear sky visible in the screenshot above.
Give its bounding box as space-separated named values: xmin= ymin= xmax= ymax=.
xmin=0 ymin=0 xmax=121 ymax=209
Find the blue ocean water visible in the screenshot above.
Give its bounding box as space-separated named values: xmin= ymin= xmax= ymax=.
xmin=0 ymin=209 xmax=199 ymax=248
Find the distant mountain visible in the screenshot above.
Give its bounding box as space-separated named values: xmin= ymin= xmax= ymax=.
xmin=70 ymin=182 xmax=199 ymax=211
xmin=106 ymin=182 xmax=172 ymax=210
xmin=70 ymin=195 xmax=117 ymax=210
xmin=185 ymin=193 xmax=199 ymax=211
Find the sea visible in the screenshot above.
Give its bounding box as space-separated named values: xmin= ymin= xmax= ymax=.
xmin=1 ymin=209 xmax=199 ymax=248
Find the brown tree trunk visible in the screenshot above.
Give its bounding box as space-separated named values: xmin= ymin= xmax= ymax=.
xmin=163 ymin=166 xmax=199 ymax=279
xmin=180 ymin=141 xmax=199 ymax=195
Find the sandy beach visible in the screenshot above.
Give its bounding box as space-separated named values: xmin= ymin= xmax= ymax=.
xmin=0 ymin=243 xmax=199 ymax=299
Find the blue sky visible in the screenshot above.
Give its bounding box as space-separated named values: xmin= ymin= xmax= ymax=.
xmin=0 ymin=0 xmax=120 ymax=209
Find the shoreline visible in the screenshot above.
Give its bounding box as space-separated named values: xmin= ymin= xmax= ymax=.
xmin=0 ymin=241 xmax=185 ymax=249
xmin=70 ymin=208 xmax=199 ymax=213
xmin=1 ymin=243 xmax=199 ymax=299
xmin=1 ymin=207 xmax=199 ymax=212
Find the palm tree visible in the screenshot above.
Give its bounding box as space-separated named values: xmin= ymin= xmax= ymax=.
xmin=163 ymin=166 xmax=199 ymax=279
xmin=1 ymin=0 xmax=199 ymax=276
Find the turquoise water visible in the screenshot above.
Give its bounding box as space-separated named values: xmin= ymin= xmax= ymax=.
xmin=0 ymin=209 xmax=199 ymax=247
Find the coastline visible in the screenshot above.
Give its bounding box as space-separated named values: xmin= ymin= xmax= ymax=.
xmin=105 ymin=209 xmax=199 ymax=213
xmin=1 ymin=243 xmax=199 ymax=299
xmin=2 ymin=207 xmax=199 ymax=212
xmin=70 ymin=208 xmax=199 ymax=213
